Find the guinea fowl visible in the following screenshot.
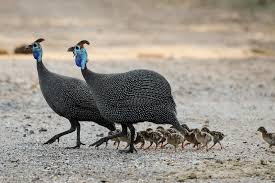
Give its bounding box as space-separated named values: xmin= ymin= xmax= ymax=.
xmin=26 ymin=39 xmax=116 ymax=148
xmin=68 ymin=40 xmax=187 ymax=153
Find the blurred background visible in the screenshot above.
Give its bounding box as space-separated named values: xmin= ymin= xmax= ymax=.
xmin=0 ymin=0 xmax=275 ymax=61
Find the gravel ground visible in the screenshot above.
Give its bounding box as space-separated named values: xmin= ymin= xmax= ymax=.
xmin=0 ymin=57 xmax=275 ymax=182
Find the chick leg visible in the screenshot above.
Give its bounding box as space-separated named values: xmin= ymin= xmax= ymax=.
xmin=162 ymin=143 xmax=168 ymax=148
xmin=145 ymin=142 xmax=153 ymax=150
xmin=218 ymin=142 xmax=223 ymax=149
xmin=174 ymin=145 xmax=177 ymax=152
xmin=209 ymin=142 xmax=217 ymax=150
xmin=116 ymin=141 xmax=120 ymax=149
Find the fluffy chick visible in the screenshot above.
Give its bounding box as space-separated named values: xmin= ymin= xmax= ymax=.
xmin=201 ymin=127 xmax=225 ymax=150
xmin=156 ymin=126 xmax=168 ymax=148
xmin=193 ymin=128 xmax=212 ymax=151
xmin=107 ymin=129 xmax=130 ymax=149
xmin=257 ymin=127 xmax=275 ymax=148
xmin=180 ymin=124 xmax=200 ymax=149
xmin=139 ymin=128 xmax=162 ymax=150
xmin=134 ymin=131 xmax=145 ymax=149
xmin=163 ymin=132 xmax=185 ymax=152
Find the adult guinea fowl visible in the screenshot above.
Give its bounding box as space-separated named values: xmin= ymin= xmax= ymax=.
xmin=26 ymin=38 xmax=116 ymax=148
xmin=68 ymin=40 xmax=187 ymax=153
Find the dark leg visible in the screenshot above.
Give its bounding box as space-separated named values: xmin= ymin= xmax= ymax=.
xmin=116 ymin=141 xmax=120 ymax=149
xmin=145 ymin=141 xmax=153 ymax=150
xmin=174 ymin=145 xmax=177 ymax=152
xmin=44 ymin=119 xmax=76 ymax=145
xmin=183 ymin=142 xmax=191 ymax=148
xmin=159 ymin=137 xmax=166 ymax=148
xmin=139 ymin=141 xmax=145 ymax=149
xmin=155 ymin=142 xmax=159 ymax=150
xmin=65 ymin=121 xmax=85 ymax=149
xmin=124 ymin=143 xmax=130 ymax=149
xmin=218 ymin=142 xmax=223 ymax=149
xmin=119 ymin=124 xmax=137 ymax=153
xmin=90 ymin=124 xmax=127 ymax=147
xmin=209 ymin=142 xmax=217 ymax=150
xmin=162 ymin=142 xmax=168 ymax=148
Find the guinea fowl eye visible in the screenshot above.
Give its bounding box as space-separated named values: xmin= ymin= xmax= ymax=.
xmin=75 ymin=46 xmax=80 ymax=50
xmin=33 ymin=44 xmax=37 ymax=48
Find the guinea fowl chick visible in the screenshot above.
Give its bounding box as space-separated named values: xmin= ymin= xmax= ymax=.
xmin=257 ymin=127 xmax=275 ymax=148
xmin=193 ymin=128 xmax=212 ymax=151
xmin=163 ymin=132 xmax=185 ymax=152
xmin=134 ymin=131 xmax=145 ymax=149
xmin=201 ymin=127 xmax=225 ymax=150
xmin=181 ymin=124 xmax=200 ymax=149
xmin=139 ymin=128 xmax=153 ymax=149
xmin=107 ymin=129 xmax=130 ymax=149
xmin=142 ymin=128 xmax=163 ymax=150
xmin=156 ymin=126 xmax=168 ymax=148
xmin=106 ymin=129 xmax=120 ymax=148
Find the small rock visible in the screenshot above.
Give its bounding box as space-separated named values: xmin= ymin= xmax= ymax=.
xmin=29 ymin=130 xmax=35 ymax=134
xmin=32 ymin=177 xmax=40 ymax=182
xmin=39 ymin=128 xmax=47 ymax=133
xmin=23 ymin=134 xmax=27 ymax=137
xmin=47 ymin=115 xmax=52 ymax=118
xmin=188 ymin=173 xmax=197 ymax=179
xmin=260 ymin=160 xmax=267 ymax=165
xmin=24 ymin=115 xmax=31 ymax=119
xmin=215 ymin=160 xmax=223 ymax=164
xmin=9 ymin=158 xmax=19 ymax=163
xmin=243 ymin=141 xmax=247 ymax=144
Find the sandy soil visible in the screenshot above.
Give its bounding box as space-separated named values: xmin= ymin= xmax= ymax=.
xmin=1 ymin=0 xmax=275 ymax=182
xmin=1 ymin=57 xmax=275 ymax=182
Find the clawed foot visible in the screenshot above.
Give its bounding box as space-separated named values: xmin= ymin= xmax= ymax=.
xmin=44 ymin=136 xmax=60 ymax=144
xmin=65 ymin=142 xmax=85 ymax=149
xmin=89 ymin=137 xmax=108 ymax=148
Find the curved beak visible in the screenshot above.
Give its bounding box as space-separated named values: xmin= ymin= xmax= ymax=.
xmin=67 ymin=47 xmax=74 ymax=52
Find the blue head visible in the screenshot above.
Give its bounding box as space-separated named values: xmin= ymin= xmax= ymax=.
xmin=26 ymin=38 xmax=45 ymax=62
xmin=68 ymin=40 xmax=90 ymax=70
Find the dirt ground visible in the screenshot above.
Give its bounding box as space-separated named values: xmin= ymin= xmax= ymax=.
xmin=1 ymin=0 xmax=275 ymax=182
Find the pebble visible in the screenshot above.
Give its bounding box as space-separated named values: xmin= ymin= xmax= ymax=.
xmin=39 ymin=128 xmax=47 ymax=133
